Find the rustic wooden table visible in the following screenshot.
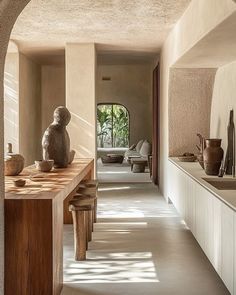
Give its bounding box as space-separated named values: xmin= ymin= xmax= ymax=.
xmin=5 ymin=158 xmax=94 ymax=295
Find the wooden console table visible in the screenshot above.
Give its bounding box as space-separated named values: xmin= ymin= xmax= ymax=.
xmin=4 ymin=159 xmax=94 ymax=295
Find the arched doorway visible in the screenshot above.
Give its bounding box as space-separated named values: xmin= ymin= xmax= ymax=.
xmin=97 ymin=103 xmax=130 ymax=148
xmin=0 ymin=1 xmax=31 ymax=293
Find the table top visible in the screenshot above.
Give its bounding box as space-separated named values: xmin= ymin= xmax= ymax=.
xmin=5 ymin=158 xmax=94 ymax=200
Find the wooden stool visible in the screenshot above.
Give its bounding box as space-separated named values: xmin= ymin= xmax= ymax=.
xmin=79 ymin=179 xmax=98 ymax=189
xmin=77 ymin=187 xmax=97 ymax=223
xmin=73 ymin=193 xmax=96 ymax=242
xmin=131 ymin=158 xmax=148 ymax=173
xmin=69 ymin=198 xmax=93 ymax=261
xmin=79 ymin=180 xmax=98 ymax=222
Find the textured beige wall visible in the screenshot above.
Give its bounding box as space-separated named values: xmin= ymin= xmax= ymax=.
xmin=169 ymin=68 xmax=216 ymax=156
xmin=19 ymin=53 xmax=42 ymax=165
xmin=66 ymin=43 xmax=97 ymax=161
xmin=97 ymin=64 xmax=152 ymax=145
xmin=210 ymin=61 xmax=236 ymax=156
xmin=4 ymin=52 xmax=19 ymax=153
xmin=41 ymin=65 xmax=65 ymax=133
xmin=0 ymin=2 xmax=30 ymax=291
xmin=159 ymin=0 xmax=236 ymax=200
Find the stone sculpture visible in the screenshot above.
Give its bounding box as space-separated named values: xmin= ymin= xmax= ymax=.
xmin=225 ymin=109 xmax=235 ymax=175
xmin=42 ymin=106 xmax=71 ymax=168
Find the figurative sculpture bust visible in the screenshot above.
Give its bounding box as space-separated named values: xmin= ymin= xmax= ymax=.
xmin=42 ymin=106 xmax=71 ymax=168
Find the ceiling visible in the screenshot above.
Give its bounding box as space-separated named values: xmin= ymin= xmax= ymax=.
xmin=10 ymin=0 xmax=191 ymax=61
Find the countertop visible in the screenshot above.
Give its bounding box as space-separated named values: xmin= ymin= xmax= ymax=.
xmin=169 ymin=157 xmax=236 ymax=211
xmin=5 ymin=158 xmax=94 ymax=200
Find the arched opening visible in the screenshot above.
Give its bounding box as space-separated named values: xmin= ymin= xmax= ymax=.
xmin=3 ymin=1 xmax=236 ymax=295
xmin=97 ymin=103 xmax=130 ymax=148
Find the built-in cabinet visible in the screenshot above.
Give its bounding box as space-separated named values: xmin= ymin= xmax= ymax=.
xmin=168 ymin=161 xmax=235 ymax=294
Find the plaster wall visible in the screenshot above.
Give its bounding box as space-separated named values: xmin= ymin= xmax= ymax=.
xmin=41 ymin=65 xmax=65 ymax=133
xmin=169 ymin=68 xmax=216 ymax=156
xmin=0 ymin=2 xmax=30 ymax=293
xmin=159 ymin=0 xmax=236 ymax=200
xmin=210 ymin=61 xmax=236 ymax=156
xmin=19 ymin=53 xmax=41 ymax=166
xmin=4 ymin=52 xmax=19 ymax=153
xmin=97 ymin=64 xmax=152 ymax=145
xmin=66 ymin=43 xmax=97 ymax=163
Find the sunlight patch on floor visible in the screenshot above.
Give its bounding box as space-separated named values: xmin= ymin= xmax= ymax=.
xmin=64 ymin=254 xmax=159 ymax=283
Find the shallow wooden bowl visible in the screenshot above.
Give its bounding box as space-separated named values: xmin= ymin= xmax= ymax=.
xmin=13 ymin=179 xmax=26 ymax=187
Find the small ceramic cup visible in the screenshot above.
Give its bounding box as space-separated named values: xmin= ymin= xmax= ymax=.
xmin=35 ymin=160 xmax=54 ymax=172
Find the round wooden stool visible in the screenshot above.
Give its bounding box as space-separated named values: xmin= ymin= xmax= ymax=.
xmin=79 ymin=179 xmax=98 ymax=189
xmin=69 ymin=198 xmax=94 ymax=261
xmin=77 ymin=187 xmax=97 ymax=223
xmin=73 ymin=193 xmax=96 ymax=242
xmin=78 ymin=180 xmax=98 ymax=222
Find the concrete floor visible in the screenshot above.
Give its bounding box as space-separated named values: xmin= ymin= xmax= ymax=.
xmin=62 ymin=183 xmax=229 ymax=295
xmin=97 ymin=158 xmax=151 ymax=183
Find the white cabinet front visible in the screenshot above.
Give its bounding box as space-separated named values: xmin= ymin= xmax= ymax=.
xmin=168 ymin=161 xmax=235 ymax=294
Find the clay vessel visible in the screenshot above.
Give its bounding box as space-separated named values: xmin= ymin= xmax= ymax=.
xmin=196 ymin=133 xmax=206 ymax=169
xmin=4 ymin=143 xmax=24 ymax=176
xmin=203 ymin=139 xmax=223 ymax=175
xmin=35 ymin=160 xmax=54 ymax=172
xmin=13 ymin=179 xmax=26 ymax=187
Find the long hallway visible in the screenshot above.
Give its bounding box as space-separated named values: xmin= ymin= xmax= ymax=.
xmin=62 ymin=183 xmax=229 ymax=295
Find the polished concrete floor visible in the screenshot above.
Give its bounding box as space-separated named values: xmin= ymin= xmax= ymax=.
xmin=97 ymin=158 xmax=151 ymax=183
xmin=62 ymin=183 xmax=229 ymax=295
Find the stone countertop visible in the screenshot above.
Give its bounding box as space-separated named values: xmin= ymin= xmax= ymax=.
xmin=5 ymin=158 xmax=94 ymax=200
xmin=169 ymin=157 xmax=236 ymax=212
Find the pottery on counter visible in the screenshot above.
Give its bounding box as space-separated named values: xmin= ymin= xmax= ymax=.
xmin=178 ymin=153 xmax=197 ymax=162
xmin=35 ymin=160 xmax=54 ymax=172
xmin=224 ymin=109 xmax=235 ymax=175
xmin=203 ymin=139 xmax=224 ymax=176
xmin=196 ymin=133 xmax=206 ymax=169
xmin=4 ymin=143 xmax=24 ymax=176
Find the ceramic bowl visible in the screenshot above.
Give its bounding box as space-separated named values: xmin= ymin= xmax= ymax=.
xmin=13 ymin=179 xmax=26 ymax=187
xmin=178 ymin=155 xmax=197 ymax=162
xmin=35 ymin=160 xmax=54 ymax=172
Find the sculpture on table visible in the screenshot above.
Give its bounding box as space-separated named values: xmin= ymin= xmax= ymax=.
xmin=219 ymin=109 xmax=235 ymax=177
xmin=42 ymin=106 xmax=75 ymax=168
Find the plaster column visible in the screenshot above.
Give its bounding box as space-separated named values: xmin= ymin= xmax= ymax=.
xmin=66 ymin=43 xmax=97 ymax=172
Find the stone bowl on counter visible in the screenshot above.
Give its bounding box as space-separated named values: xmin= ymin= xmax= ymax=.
xmin=35 ymin=160 xmax=54 ymax=172
xmin=178 ymin=153 xmax=197 ymax=162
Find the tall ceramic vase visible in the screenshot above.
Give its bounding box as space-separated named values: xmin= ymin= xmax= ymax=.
xmin=203 ymin=139 xmax=223 ymax=176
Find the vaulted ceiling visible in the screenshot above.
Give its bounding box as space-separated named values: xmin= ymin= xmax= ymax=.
xmin=11 ymin=0 xmax=191 ymax=57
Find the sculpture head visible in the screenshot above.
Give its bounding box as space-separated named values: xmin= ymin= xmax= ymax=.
xmin=53 ymin=106 xmax=71 ymax=126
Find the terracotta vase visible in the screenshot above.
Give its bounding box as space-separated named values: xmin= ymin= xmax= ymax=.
xmin=203 ymin=139 xmax=223 ymax=176
xmin=4 ymin=143 xmax=24 ymax=176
